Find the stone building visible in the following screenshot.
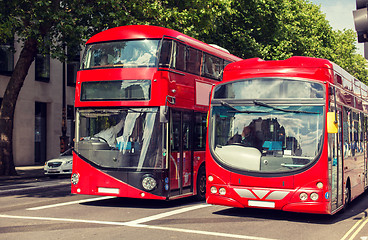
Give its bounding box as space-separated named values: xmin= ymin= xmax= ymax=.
xmin=0 ymin=39 xmax=78 ymax=166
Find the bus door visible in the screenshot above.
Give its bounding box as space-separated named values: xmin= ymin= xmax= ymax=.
xmin=169 ymin=110 xmax=193 ymax=197
xmin=328 ymin=103 xmax=344 ymax=212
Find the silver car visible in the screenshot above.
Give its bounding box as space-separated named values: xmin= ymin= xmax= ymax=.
xmin=44 ymin=148 xmax=73 ymax=177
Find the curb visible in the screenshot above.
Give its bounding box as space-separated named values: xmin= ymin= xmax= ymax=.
xmin=0 ymin=182 xmax=70 ymax=196
xmin=0 ymin=166 xmax=46 ymax=181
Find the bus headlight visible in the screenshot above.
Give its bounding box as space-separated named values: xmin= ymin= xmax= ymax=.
xmin=210 ymin=186 xmax=217 ymax=194
xmin=316 ymin=182 xmax=323 ymax=189
xmin=142 ymin=175 xmax=157 ymax=191
xmin=71 ymin=173 xmax=79 ymax=185
xmin=310 ymin=192 xmax=319 ymax=201
xmin=299 ymin=192 xmax=308 ymax=201
xmin=208 ymin=175 xmax=214 ymax=182
xmin=219 ymin=188 xmax=226 ymax=195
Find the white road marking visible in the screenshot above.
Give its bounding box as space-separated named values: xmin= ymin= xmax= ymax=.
xmin=124 ymin=204 xmax=210 ymax=225
xmin=0 ymin=214 xmax=127 ymax=226
xmin=347 ymin=218 xmax=368 ymax=240
xmin=138 ymin=224 xmax=277 ymax=240
xmin=341 ymin=216 xmax=368 ymax=240
xmin=0 ymin=213 xmax=276 ymax=240
xmin=26 ymin=196 xmax=116 ymax=211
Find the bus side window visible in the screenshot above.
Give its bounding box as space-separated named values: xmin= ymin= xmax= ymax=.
xmin=194 ymin=113 xmax=207 ymax=151
xmin=202 ymin=53 xmax=224 ymax=80
xmin=186 ymin=47 xmax=201 ymax=75
xmin=172 ymin=41 xmax=186 ymax=72
xmin=343 ymin=107 xmax=351 ymax=157
xmin=159 ymin=40 xmax=172 ymax=68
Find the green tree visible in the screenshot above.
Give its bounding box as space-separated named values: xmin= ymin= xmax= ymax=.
xmin=200 ymin=0 xmax=335 ymax=60
xmin=0 ymin=0 xmax=223 ymax=175
xmin=0 ymin=0 xmax=150 ymax=175
xmin=331 ymin=29 xmax=368 ymax=84
xmin=200 ymin=0 xmax=367 ymax=83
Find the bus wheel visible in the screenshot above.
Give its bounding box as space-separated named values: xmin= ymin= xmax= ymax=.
xmin=196 ymin=166 xmax=206 ymax=201
xmin=344 ymin=183 xmax=351 ymax=208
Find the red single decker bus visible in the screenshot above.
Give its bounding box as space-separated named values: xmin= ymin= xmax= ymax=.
xmin=206 ymin=56 xmax=368 ymax=214
xmin=71 ymin=25 xmax=242 ymax=200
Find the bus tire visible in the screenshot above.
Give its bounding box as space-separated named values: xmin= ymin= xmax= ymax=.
xmin=344 ymin=181 xmax=351 ymax=209
xmin=196 ymin=166 xmax=206 ymax=201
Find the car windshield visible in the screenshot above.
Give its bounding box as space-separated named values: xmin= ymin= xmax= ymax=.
xmin=211 ymin=104 xmax=324 ymax=173
xmin=81 ymin=39 xmax=160 ymax=69
xmin=76 ymin=107 xmax=165 ymax=170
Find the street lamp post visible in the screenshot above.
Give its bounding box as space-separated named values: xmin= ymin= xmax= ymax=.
xmin=60 ymin=45 xmax=69 ymax=153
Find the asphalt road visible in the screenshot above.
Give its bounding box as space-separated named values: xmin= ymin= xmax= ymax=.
xmin=0 ymin=178 xmax=368 ymax=240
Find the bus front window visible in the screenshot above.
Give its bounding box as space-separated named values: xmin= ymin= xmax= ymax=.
xmin=212 ymin=104 xmax=324 ymax=172
xmin=76 ymin=108 xmax=165 ymax=170
xmin=81 ymin=39 xmax=160 ymax=69
xmin=210 ymin=78 xmax=326 ymax=173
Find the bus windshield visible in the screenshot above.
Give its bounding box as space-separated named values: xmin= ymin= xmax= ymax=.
xmin=76 ymin=107 xmax=165 ymax=170
xmin=81 ymin=39 xmax=160 ymax=69
xmin=211 ymin=104 xmax=324 ymax=173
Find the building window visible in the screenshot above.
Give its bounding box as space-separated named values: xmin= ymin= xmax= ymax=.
xmin=0 ymin=41 xmax=14 ymax=75
xmin=67 ymin=54 xmax=80 ymax=86
xmin=35 ymin=53 xmax=50 ymax=82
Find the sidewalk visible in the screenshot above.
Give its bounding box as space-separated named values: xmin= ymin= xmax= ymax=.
xmin=0 ymin=165 xmax=70 ymax=196
xmin=0 ymin=165 xmax=45 ymax=181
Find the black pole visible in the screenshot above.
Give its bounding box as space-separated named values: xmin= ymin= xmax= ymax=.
xmin=60 ymin=44 xmax=68 ymax=152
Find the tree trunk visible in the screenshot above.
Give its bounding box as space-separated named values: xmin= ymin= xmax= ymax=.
xmin=0 ymin=38 xmax=38 ymax=176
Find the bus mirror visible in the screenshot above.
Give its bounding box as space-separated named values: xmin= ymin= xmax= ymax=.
xmin=327 ymin=112 xmax=338 ymax=133
xmin=160 ymin=106 xmax=168 ymax=123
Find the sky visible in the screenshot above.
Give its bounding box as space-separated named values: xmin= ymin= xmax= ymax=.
xmin=308 ymin=0 xmax=365 ymax=56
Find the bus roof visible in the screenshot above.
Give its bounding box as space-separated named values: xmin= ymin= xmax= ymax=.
xmin=224 ymin=56 xmax=334 ymax=71
xmin=86 ymin=25 xmax=242 ymax=61
xmin=223 ymin=56 xmax=368 ymax=97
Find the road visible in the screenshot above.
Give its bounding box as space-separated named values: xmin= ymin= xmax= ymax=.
xmin=0 ymin=178 xmax=368 ymax=240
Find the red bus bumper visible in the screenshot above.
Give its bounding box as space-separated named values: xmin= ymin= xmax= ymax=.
xmin=206 ymin=185 xmax=331 ymax=214
xmin=71 ymin=155 xmax=166 ymax=200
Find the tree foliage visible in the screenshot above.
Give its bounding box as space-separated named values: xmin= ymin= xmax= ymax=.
xmin=0 ymin=0 xmax=224 ymax=175
xmin=198 ymin=0 xmax=367 ymax=83
xmin=0 ymin=0 xmax=367 ymax=175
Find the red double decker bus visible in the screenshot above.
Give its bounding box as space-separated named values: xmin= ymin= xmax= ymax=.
xmin=71 ymin=25 xmax=241 ymax=200
xmin=206 ymin=56 xmax=368 ymax=214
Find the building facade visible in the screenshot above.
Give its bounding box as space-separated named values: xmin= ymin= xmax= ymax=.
xmin=0 ymin=39 xmax=78 ymax=166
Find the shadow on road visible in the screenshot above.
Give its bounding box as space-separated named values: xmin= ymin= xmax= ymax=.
xmin=211 ymin=191 xmax=368 ymax=224
xmin=81 ymin=196 xmax=204 ymax=209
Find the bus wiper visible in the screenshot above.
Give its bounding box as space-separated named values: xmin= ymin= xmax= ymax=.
xmin=253 ymin=100 xmax=319 ymax=114
xmin=126 ymin=108 xmax=151 ymax=113
xmin=281 ymin=163 xmax=305 ymax=168
xmin=220 ymin=101 xmax=267 ymax=114
xmin=220 ymin=101 xmax=239 ymax=111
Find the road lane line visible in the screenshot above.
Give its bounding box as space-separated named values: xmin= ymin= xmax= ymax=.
xmin=124 ymin=204 xmax=211 ymax=225
xmin=26 ymin=196 xmax=116 ymax=210
xmin=0 ymin=214 xmax=277 ymax=240
xmin=340 ymin=216 xmax=367 ymax=240
xmin=347 ymin=218 xmax=368 ymax=240
xmin=0 ymin=214 xmax=127 ymax=225
xmin=134 ymin=224 xmax=277 ymax=240
xmin=340 ymin=218 xmax=363 ymax=240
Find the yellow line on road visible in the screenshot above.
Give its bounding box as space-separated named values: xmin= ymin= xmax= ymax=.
xmin=347 ymin=218 xmax=368 ymax=240
xmin=341 ymin=216 xmax=368 ymax=240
